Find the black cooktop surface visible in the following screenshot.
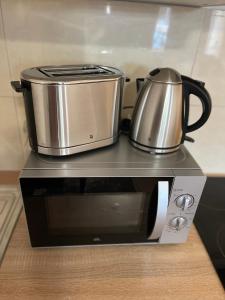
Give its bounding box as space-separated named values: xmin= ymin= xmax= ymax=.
xmin=195 ymin=177 xmax=225 ymax=289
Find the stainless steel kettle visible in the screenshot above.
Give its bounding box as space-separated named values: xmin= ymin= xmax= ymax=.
xmin=129 ymin=68 xmax=212 ymax=154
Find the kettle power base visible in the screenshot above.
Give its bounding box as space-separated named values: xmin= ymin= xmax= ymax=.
xmin=130 ymin=139 xmax=180 ymax=154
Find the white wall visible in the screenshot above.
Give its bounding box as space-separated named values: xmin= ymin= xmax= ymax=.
xmin=0 ymin=0 xmax=224 ymax=174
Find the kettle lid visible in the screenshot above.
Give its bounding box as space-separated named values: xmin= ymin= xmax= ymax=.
xmin=148 ymin=68 xmax=182 ymax=84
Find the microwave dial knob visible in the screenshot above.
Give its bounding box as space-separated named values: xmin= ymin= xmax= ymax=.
xmin=175 ymin=194 xmax=194 ymax=210
xmin=169 ymin=217 xmax=187 ymax=231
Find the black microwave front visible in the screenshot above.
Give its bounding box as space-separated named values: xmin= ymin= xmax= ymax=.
xmin=20 ymin=173 xmax=205 ymax=247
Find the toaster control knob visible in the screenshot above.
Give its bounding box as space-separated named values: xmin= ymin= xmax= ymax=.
xmin=169 ymin=217 xmax=187 ymax=231
xmin=175 ymin=194 xmax=194 ymax=210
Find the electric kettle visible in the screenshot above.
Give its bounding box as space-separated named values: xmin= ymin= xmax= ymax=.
xmin=129 ymin=67 xmax=212 ymax=154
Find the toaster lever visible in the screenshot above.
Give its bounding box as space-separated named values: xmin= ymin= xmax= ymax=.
xmin=11 ymin=81 xmax=23 ymax=93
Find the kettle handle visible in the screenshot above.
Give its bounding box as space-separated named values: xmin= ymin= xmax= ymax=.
xmin=181 ymin=75 xmax=212 ymax=134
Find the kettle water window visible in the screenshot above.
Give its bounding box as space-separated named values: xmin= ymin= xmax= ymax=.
xmin=20 ymin=177 xmax=173 ymax=247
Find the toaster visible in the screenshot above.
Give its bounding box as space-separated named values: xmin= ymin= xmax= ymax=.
xmin=11 ymin=64 xmax=125 ymax=156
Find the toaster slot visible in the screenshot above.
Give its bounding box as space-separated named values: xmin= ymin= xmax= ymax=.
xmin=39 ymin=65 xmax=113 ymax=77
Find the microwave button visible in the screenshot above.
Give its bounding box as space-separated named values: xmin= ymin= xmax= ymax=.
xmin=169 ymin=217 xmax=187 ymax=231
xmin=175 ymin=194 xmax=194 ymax=210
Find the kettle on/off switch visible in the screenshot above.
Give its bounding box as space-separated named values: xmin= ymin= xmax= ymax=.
xmin=129 ymin=67 xmax=212 ymax=154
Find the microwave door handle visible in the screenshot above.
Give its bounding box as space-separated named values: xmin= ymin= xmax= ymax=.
xmin=148 ymin=181 xmax=169 ymax=240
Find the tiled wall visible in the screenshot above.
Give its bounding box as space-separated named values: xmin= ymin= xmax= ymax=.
xmin=0 ymin=0 xmax=224 ymax=174
xmin=185 ymin=8 xmax=225 ymax=174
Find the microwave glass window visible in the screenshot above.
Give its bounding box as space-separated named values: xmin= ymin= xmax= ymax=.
xmin=42 ymin=177 xmax=157 ymax=237
xmin=46 ymin=193 xmax=147 ymax=235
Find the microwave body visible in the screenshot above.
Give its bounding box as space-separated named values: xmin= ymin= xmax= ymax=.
xmin=20 ymin=136 xmax=206 ymax=247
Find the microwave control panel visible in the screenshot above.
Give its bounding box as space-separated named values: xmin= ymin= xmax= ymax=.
xmin=160 ymin=175 xmax=206 ymax=244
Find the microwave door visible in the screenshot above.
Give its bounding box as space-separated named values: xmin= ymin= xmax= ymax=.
xmin=148 ymin=181 xmax=169 ymax=240
xmin=20 ymin=177 xmax=172 ymax=247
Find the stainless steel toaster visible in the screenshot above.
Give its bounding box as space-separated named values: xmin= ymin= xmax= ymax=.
xmin=11 ymin=65 xmax=125 ymax=156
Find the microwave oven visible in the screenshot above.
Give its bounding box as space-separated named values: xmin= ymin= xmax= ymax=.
xmin=20 ymin=136 xmax=206 ymax=247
